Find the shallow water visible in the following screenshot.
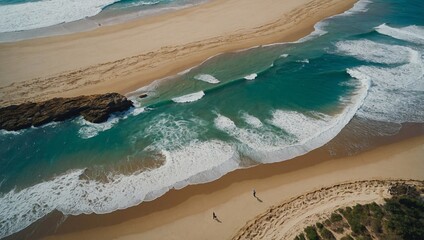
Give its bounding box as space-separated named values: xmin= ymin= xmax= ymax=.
xmin=1 ymin=0 xmax=424 ymax=238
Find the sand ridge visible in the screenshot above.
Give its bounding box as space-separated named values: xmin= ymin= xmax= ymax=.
xmin=233 ymin=179 xmax=424 ymax=240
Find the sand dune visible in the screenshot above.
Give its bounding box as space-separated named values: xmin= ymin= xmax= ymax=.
xmin=233 ymin=179 xmax=423 ymax=240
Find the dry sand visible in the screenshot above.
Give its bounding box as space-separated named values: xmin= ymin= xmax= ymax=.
xmin=42 ymin=136 xmax=424 ymax=240
xmin=0 ymin=0 xmax=356 ymax=106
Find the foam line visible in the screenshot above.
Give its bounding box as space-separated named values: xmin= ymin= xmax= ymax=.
xmin=0 ymin=140 xmax=239 ymax=238
xmin=194 ymin=74 xmax=220 ymax=84
xmin=172 ymin=91 xmax=205 ymax=103
xmin=244 ymin=73 xmax=258 ymax=80
xmin=375 ymin=24 xmax=424 ymax=45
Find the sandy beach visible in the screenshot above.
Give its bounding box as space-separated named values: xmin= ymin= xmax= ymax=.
xmin=36 ymin=134 xmax=424 ymax=240
xmin=0 ymin=0 xmax=356 ymax=106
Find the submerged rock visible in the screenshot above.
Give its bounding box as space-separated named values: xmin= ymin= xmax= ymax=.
xmin=138 ymin=93 xmax=148 ymax=99
xmin=0 ymin=93 xmax=133 ymax=131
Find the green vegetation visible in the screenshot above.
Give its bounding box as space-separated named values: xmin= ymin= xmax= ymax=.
xmin=385 ymin=196 xmax=424 ymax=239
xmin=305 ymin=226 xmax=320 ymax=240
xmin=294 ymin=233 xmax=306 ymax=240
xmin=340 ymin=235 xmax=354 ymax=240
xmin=330 ymin=213 xmax=343 ymax=222
xmin=294 ymin=183 xmax=424 ymax=240
xmin=319 ymin=227 xmax=336 ymax=240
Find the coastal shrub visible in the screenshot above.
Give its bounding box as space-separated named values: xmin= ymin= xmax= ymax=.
xmin=298 ymin=184 xmax=424 ymax=240
xmin=389 ymin=183 xmax=421 ymax=198
xmin=304 ymin=226 xmax=320 ymax=240
xmin=324 ymin=219 xmax=331 ymax=226
xmin=330 ymin=213 xmax=343 ymax=222
xmin=369 ymin=218 xmax=382 ymax=234
xmin=355 ymin=236 xmax=372 ymax=240
xmin=319 ymin=227 xmax=335 ymax=240
xmin=340 ymin=235 xmax=354 ymax=240
xmin=294 ymin=233 xmax=306 ymax=240
xmin=369 ymin=202 xmax=383 ymax=220
xmin=385 ymin=196 xmax=424 ymax=239
xmin=341 ymin=204 xmax=369 ymax=236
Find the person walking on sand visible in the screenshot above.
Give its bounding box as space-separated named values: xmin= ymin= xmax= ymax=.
xmin=253 ymin=188 xmax=256 ymax=198
xmin=213 ymin=212 xmax=217 ymax=220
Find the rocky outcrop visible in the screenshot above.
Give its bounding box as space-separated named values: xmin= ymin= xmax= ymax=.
xmin=0 ymin=93 xmax=133 ymax=131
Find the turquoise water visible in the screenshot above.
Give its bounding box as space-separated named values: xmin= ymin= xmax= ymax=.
xmin=1 ymin=0 xmax=424 ymax=238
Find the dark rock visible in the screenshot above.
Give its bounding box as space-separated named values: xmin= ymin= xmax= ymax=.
xmin=139 ymin=93 xmax=148 ymax=99
xmin=0 ymin=93 xmax=133 ymax=131
xmin=81 ymin=109 xmax=110 ymax=123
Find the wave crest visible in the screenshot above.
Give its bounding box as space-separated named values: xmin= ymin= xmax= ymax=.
xmin=172 ymin=91 xmax=205 ymax=103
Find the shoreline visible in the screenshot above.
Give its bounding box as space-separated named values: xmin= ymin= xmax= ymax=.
xmin=37 ymin=133 xmax=424 ymax=240
xmin=0 ymin=0 xmax=357 ymax=106
xmin=5 ymin=121 xmax=421 ymax=240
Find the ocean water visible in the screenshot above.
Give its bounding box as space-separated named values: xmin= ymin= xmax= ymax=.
xmin=0 ymin=0 xmax=204 ymax=33
xmin=1 ymin=0 xmax=424 ymax=238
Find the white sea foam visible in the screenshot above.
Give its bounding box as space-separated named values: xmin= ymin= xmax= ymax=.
xmin=194 ymin=74 xmax=220 ymax=84
xmin=297 ymin=59 xmax=310 ymax=64
xmin=269 ymin=111 xmax=329 ymax=140
xmin=124 ymin=0 xmax=161 ymax=8
xmin=244 ymin=73 xmax=258 ymax=80
xmin=297 ymin=21 xmax=328 ymax=43
xmin=0 ymin=129 xmax=24 ymax=136
xmin=293 ymin=0 xmax=371 ymax=44
xmin=375 ymin=24 xmax=424 ymax=45
xmin=348 ymin=62 xmax=424 ymax=123
xmin=343 ymin=0 xmax=371 ymax=15
xmin=0 ymin=139 xmax=238 ymax=239
xmin=129 ymin=105 xmax=146 ymax=116
xmin=241 ymin=113 xmax=263 ymax=128
xmin=172 ymin=91 xmax=205 ymax=103
xmin=140 ymin=113 xmax=208 ymax=151
xmin=0 ymin=0 xmax=121 ymax=33
xmin=336 ymin=38 xmax=424 ymax=123
xmin=335 ymin=40 xmax=413 ymax=64
xmin=76 ymin=117 xmax=120 ymax=139
xmin=76 ymin=103 xmax=145 ymax=139
xmin=213 ymin=76 xmax=369 ymax=163
xmin=265 ymin=77 xmax=369 ymax=163
xmin=214 ymin=114 xmax=292 ymax=157
xmin=280 ymin=54 xmax=289 ymax=58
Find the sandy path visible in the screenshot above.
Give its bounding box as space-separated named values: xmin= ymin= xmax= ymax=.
xmin=0 ymin=0 xmax=356 ymax=106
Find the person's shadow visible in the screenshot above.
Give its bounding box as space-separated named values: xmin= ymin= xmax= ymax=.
xmin=214 ymin=217 xmax=222 ymax=223
xmin=254 ymin=195 xmax=263 ymax=202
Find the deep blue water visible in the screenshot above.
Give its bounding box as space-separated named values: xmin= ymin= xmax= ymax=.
xmin=0 ymin=0 xmax=423 ymax=238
